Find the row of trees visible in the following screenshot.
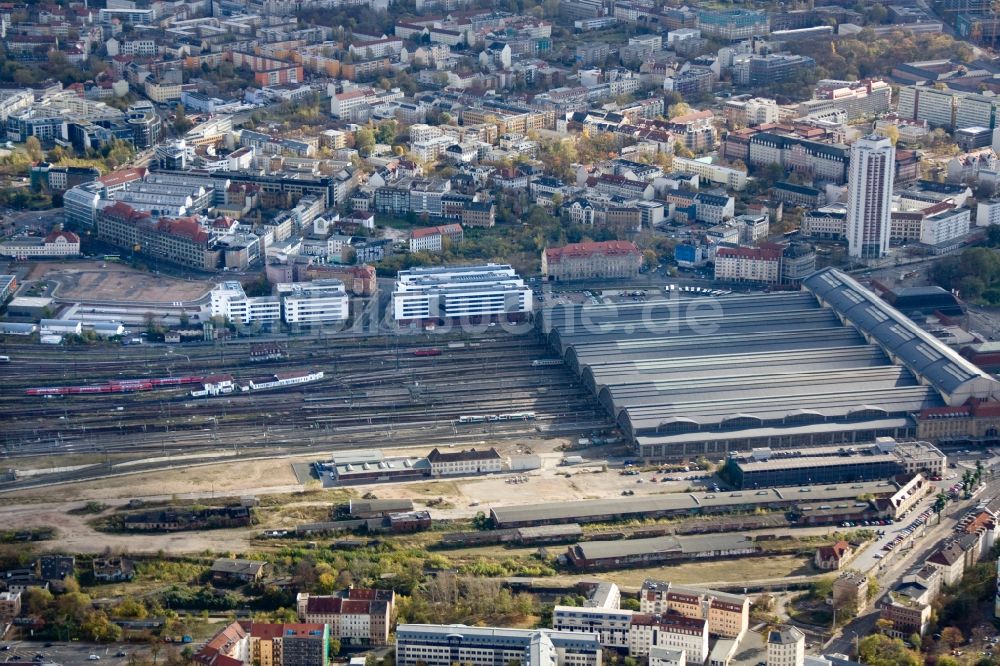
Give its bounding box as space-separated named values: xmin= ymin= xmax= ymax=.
xmin=932 ymin=247 xmax=1000 ymax=304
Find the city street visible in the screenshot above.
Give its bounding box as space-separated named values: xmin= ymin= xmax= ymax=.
xmin=823 ymin=476 xmax=1000 ymax=656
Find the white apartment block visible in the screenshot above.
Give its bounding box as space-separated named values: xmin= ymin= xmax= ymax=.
xmin=977 ymin=199 xmax=1000 ymax=227
xmin=672 ymin=156 xmax=748 ymax=191
xmin=392 ymin=263 xmax=532 ymax=323
xmin=296 ymin=589 xmax=395 ymax=646
xmin=553 ymin=607 xmax=633 ymax=648
xmin=921 ymin=207 xmax=970 ymax=246
xmin=412 ymin=135 xmax=454 ymax=162
xmin=628 ymin=615 xmax=708 ymax=664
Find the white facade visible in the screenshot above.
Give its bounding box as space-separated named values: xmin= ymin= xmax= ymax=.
xmin=846 ymin=134 xmax=895 ymax=259
xmin=920 ymin=208 xmax=970 ymax=246
xmin=278 ymin=280 xmax=350 ymax=325
xmin=395 ymin=625 xmax=602 ymax=666
xmin=977 ymin=199 xmax=1000 ymax=227
xmin=210 ymin=282 xmax=281 ymax=325
xmin=628 ymin=618 xmax=708 ymax=664
xmin=767 ymin=628 xmax=804 ymax=666
xmin=649 ymin=647 xmax=685 ymax=666
xmin=392 ymin=264 xmax=532 ymax=322
xmin=553 ymin=607 xmax=633 ymax=648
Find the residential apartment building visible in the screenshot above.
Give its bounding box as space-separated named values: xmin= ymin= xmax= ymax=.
xmin=248 ymin=623 xmax=330 ymax=666
xmin=920 ymin=207 xmax=971 ymax=248
xmin=766 ymin=627 xmax=804 ymax=666
xmin=409 ymin=224 xmax=464 ymax=253
xmin=552 ymin=606 xmax=633 ymax=648
xmin=392 ymin=264 xmax=533 ymax=324
xmin=832 ymin=570 xmax=869 ymax=612
xmin=638 ymin=581 xmax=750 ymax=639
xmin=0 ymin=591 xmax=21 ymax=621
xmin=694 ymin=192 xmax=735 ymax=225
xmin=714 ymin=245 xmax=782 ymax=284
xmin=802 ymin=204 xmax=847 ymax=240
xmin=542 ymin=240 xmax=642 ymax=281
xmin=672 ymin=156 xmax=748 ymax=190
xmin=628 ymin=615 xmax=709 ymax=663
xmin=846 ymin=134 xmax=895 ymax=259
xmin=395 ymin=624 xmax=603 ymax=666
xmin=296 ymin=588 xmax=395 ymax=646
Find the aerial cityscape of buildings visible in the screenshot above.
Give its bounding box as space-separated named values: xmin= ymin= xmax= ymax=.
xmin=8 ymin=0 xmax=1000 ymax=665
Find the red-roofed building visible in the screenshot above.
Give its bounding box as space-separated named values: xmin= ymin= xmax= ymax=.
xmin=96 ymin=203 xmax=220 ymax=271
xmin=296 ymin=587 xmax=396 ymax=647
xmin=714 ymin=244 xmax=782 ymax=284
xmin=97 ymin=167 xmax=146 ymax=194
xmin=408 ymin=223 xmax=463 ymax=253
xmin=195 ymin=621 xmax=250 ymax=666
xmin=295 ymin=588 xmax=395 ymax=646
xmin=0 ymin=229 xmax=80 ymax=258
xmin=542 ymin=240 xmax=642 ymax=281
xmin=246 ymin=622 xmax=330 ymax=666
xmin=814 ymin=540 xmax=854 ymax=570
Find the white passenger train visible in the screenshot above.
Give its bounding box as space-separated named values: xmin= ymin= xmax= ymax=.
xmin=457 ymin=412 xmax=536 ymax=424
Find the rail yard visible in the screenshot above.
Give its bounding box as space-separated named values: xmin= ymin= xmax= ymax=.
xmin=0 ymin=332 xmax=608 ymax=490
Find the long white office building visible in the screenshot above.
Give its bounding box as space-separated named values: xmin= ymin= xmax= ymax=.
xmin=392 ymin=264 xmax=533 ymax=324
xmin=395 ymin=624 xmax=602 ymax=666
xmin=210 ymin=281 xmax=281 ymax=325
xmin=277 ymin=279 xmax=349 ymax=325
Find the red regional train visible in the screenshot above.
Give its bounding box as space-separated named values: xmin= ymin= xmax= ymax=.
xmin=26 ymin=375 xmax=206 ymax=396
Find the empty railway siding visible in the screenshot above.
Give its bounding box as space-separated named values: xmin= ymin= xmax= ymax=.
xmin=0 ymin=333 xmax=610 ymax=482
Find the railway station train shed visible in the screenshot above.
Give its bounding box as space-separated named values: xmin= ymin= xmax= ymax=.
xmin=539 ymin=267 xmax=1000 ymax=461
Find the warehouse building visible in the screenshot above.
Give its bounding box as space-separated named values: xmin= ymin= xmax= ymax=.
xmin=723 ymin=438 xmax=946 ymax=489
xmin=539 ymin=267 xmax=1000 ymax=461
xmin=490 ymin=480 xmax=899 ymax=528
xmin=566 ymin=533 xmax=759 ymax=569
xmin=392 ymin=264 xmax=533 ymax=325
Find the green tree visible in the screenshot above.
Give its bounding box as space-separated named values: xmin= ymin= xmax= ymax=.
xmin=858 ymin=634 xmax=921 ymax=666
xmin=25 ymin=136 xmax=43 ymax=163
xmin=376 ymin=120 xmax=398 ymax=145
xmin=173 ymin=105 xmax=193 ymax=134
xmin=354 ymin=127 xmax=376 ymax=156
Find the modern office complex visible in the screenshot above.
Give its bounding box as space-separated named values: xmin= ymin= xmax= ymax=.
xmin=392 ymin=264 xmax=533 ymax=325
xmin=846 ymin=134 xmax=895 ymax=259
xmin=539 ymin=268 xmax=1000 ymax=460
xmin=395 ymin=624 xmax=603 ymax=666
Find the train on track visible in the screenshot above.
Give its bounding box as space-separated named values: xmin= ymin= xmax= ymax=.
xmin=413 ymin=348 xmax=442 ymax=357
xmin=457 ymin=412 xmax=536 ymax=424
xmin=26 ymin=375 xmax=207 ymax=396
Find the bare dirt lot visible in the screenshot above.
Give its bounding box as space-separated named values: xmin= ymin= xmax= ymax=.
xmin=26 ymin=261 xmax=213 ymax=303
xmin=0 ymin=439 xmax=692 ymax=555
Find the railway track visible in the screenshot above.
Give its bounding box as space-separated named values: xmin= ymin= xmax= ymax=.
xmin=0 ymin=330 xmax=612 ymax=474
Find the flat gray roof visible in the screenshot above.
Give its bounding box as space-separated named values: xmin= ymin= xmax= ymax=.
xmin=491 ymin=480 xmax=896 ymax=526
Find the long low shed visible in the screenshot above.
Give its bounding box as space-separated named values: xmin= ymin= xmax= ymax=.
xmin=489 ymin=480 xmax=898 ymax=528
